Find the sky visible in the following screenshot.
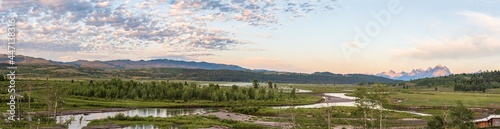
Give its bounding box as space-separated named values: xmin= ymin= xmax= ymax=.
xmin=0 ymin=0 xmax=499 ymax=74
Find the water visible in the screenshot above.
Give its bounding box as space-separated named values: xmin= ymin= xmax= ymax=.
xmin=280 ymin=87 xmax=313 ymax=93
xmin=274 ymin=93 xmax=356 ymax=109
xmin=274 ymin=93 xmax=431 ymax=116
xmin=124 ymin=124 xmax=184 ymax=129
xmin=57 ymin=108 xmax=214 ymax=129
xmin=123 ymin=124 xmax=159 ymax=129
xmin=323 ymin=93 xmax=357 ymax=100
xmin=58 ymin=93 xmax=430 ymax=129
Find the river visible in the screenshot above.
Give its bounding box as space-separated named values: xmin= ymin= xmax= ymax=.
xmin=58 ymin=93 xmax=429 ymax=129
xmin=274 ymin=93 xmax=431 ymax=116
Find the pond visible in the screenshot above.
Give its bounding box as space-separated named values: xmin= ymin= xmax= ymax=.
xmin=57 ymin=108 xmax=215 ymax=129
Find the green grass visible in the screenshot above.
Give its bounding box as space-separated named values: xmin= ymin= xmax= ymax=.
xmin=85 ymin=107 xmax=430 ymax=129
xmin=392 ymin=91 xmax=500 ymax=108
xmin=0 ymin=93 xmax=322 ymax=112
xmin=5 ymin=79 xmax=500 ymax=128
xmin=417 ymin=109 xmax=488 ymax=118
xmin=485 ymin=88 xmax=500 ymax=94
xmin=0 ymin=80 xmax=323 ymax=112
xmin=230 ymin=107 xmax=428 ymax=128
xmin=59 ymin=93 xmax=322 ymax=109
xmin=87 ymin=114 xmax=268 ymax=129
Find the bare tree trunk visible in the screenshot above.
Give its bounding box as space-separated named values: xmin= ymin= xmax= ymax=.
xmin=53 ymin=101 xmax=58 ymax=119
xmin=370 ymin=107 xmax=374 ymax=128
xmin=379 ymin=109 xmax=382 ymax=129
xmin=327 ymin=108 xmax=331 ymax=129
xmin=17 ymin=97 xmax=21 ymax=121
xmin=363 ymin=108 xmax=367 ymax=129
xmin=443 ymin=112 xmax=447 ymax=129
xmin=53 ymin=92 xmax=58 ymax=120
xmin=46 ymin=102 xmax=51 ymax=119
xmin=29 ymin=84 xmax=32 ymax=129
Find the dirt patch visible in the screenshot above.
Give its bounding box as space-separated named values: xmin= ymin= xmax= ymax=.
xmin=202 ymin=110 xmax=293 ymax=129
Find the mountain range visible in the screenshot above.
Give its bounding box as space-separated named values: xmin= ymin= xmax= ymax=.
xmin=0 ymin=54 xmax=247 ymax=70
xmin=375 ymin=65 xmax=452 ymax=81
xmin=0 ymin=54 xmax=396 ymax=84
xmin=0 ymin=55 xmax=454 ymax=82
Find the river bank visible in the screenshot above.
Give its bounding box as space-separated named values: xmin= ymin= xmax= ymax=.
xmin=28 ymin=92 xmax=432 ymax=129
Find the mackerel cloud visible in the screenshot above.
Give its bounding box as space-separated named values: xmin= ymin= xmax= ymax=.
xmin=0 ymin=0 xmax=339 ymax=54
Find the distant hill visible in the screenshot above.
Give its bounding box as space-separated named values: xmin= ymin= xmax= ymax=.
xmin=0 ymin=63 xmax=396 ymax=84
xmin=0 ymin=54 xmax=247 ymax=70
xmin=0 ymin=55 xmax=396 ymax=84
xmin=408 ymin=70 xmax=500 ymax=92
xmin=376 ymin=65 xmax=452 ymax=81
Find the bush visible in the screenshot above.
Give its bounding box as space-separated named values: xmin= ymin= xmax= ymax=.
xmin=231 ymin=107 xmax=261 ymax=115
xmin=112 ymin=113 xmax=127 ymax=120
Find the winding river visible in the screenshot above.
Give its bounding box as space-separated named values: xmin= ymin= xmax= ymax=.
xmin=58 ymin=93 xmax=430 ymax=129
xmin=274 ymin=93 xmax=431 ymax=116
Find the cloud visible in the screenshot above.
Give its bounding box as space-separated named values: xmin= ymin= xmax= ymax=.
xmin=460 ymin=11 xmax=500 ymax=32
xmin=150 ymin=53 xmax=216 ymax=61
xmin=393 ymin=11 xmax=500 ymax=60
xmin=395 ymin=11 xmax=500 ymax=60
xmin=394 ymin=36 xmax=500 ymax=60
xmin=0 ymin=0 xmax=339 ymax=61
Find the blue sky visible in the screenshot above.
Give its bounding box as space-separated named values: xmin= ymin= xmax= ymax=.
xmin=1 ymin=0 xmax=499 ymax=74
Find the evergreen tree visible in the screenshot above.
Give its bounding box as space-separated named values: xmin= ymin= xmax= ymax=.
xmin=448 ymin=101 xmax=475 ymax=129
xmin=426 ymin=116 xmax=445 ymax=129
xmin=252 ymin=79 xmax=259 ymax=89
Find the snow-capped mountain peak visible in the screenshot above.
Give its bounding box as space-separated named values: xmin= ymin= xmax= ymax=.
xmin=375 ymin=65 xmax=452 ymax=81
xmin=379 ymin=70 xmax=403 ymax=78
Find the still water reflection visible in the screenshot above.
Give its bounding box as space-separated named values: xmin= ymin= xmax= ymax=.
xmin=57 ymin=108 xmax=213 ymax=129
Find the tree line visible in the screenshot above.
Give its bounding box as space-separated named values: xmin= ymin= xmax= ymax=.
xmin=68 ymin=79 xmax=296 ymax=102
xmin=410 ymin=70 xmax=500 ymax=92
xmin=426 ymin=101 xmax=475 ymax=129
xmin=0 ymin=64 xmax=396 ymax=84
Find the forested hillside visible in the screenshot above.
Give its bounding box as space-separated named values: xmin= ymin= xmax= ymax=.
xmin=409 ymin=70 xmax=500 ymax=92
xmin=0 ymin=64 xmax=396 ymax=84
